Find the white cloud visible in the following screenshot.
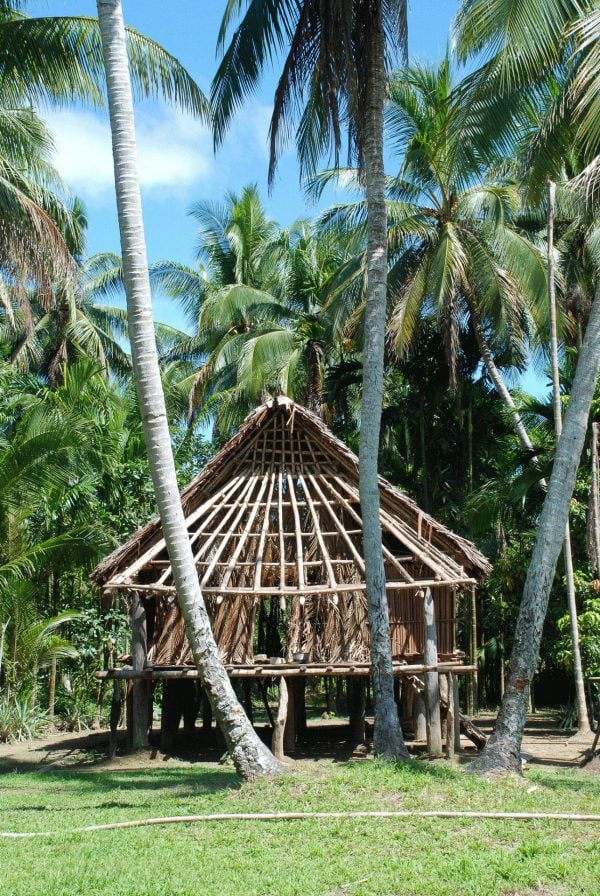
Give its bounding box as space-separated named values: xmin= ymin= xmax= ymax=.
xmin=45 ymin=108 xmax=214 ymax=200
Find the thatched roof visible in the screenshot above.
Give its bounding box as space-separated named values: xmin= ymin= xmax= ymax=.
xmin=92 ymin=396 xmax=490 ymax=596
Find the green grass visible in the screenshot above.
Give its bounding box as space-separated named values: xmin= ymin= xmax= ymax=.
xmin=0 ymin=758 xmax=599 ymax=896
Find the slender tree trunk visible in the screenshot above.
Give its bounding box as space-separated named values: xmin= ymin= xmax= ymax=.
xmin=472 ymin=289 xmax=589 ymax=733
xmin=468 ymin=585 xmax=478 ymax=718
xmin=469 ymin=302 xmax=537 ymax=456
xmin=48 ymin=657 xmax=56 ymax=720
xmin=307 ymin=341 xmax=324 ymax=417
xmin=96 ymin=0 xmax=282 ymax=779
xmin=588 ymin=422 xmax=600 ymax=574
xmin=547 ymin=180 xmax=590 ymax=735
xmin=469 ymin=286 xmax=600 ymax=775
xmin=358 ymin=6 xmax=409 ymax=760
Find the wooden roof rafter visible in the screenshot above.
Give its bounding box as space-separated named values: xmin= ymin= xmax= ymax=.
xmin=92 ymin=397 xmax=491 ymax=596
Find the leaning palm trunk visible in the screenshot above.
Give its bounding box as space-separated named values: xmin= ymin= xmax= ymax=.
xmin=96 ymin=0 xmax=282 ymax=779
xmin=547 ymin=180 xmax=589 ymax=735
xmin=468 ymin=285 xmax=600 ymax=775
xmin=471 ymin=292 xmax=590 ymax=735
xmin=358 ymin=9 xmax=409 ymax=760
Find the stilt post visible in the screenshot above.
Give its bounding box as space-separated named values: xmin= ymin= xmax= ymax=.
xmin=423 ymin=588 xmax=443 ymax=756
xmin=128 ymin=593 xmax=149 ymax=751
xmin=272 ymin=676 xmax=289 ymax=761
xmin=445 ymin=672 xmax=455 ymax=761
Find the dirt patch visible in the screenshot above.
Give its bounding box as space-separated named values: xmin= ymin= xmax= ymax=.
xmin=500 ymin=888 xmax=567 ymax=896
xmin=579 ymin=751 xmax=600 ymax=773
xmin=0 ymin=711 xmax=593 ymax=775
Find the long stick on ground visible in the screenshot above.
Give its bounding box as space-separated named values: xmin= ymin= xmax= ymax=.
xmin=4 ymin=809 xmax=600 ymax=838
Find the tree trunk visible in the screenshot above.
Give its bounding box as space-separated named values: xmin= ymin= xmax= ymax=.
xmin=547 ymin=180 xmax=590 ymax=736
xmin=471 ymin=270 xmax=590 ymax=735
xmin=358 ymin=2 xmax=409 ymax=761
xmin=96 ymin=0 xmax=282 ymax=780
xmin=469 ymin=285 xmax=600 ymax=775
xmin=48 ymin=656 xmax=56 ymax=721
xmin=469 ymin=302 xmax=538 ymax=456
xmin=588 ymin=422 xmax=600 ymax=574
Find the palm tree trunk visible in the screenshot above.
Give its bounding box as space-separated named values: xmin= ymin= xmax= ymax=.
xmin=468 ymin=285 xmax=600 ymax=775
xmin=547 ymin=180 xmax=590 ymax=735
xmin=358 ymin=5 xmax=408 ymax=761
xmin=96 ymin=0 xmax=282 ymax=779
xmin=588 ymin=422 xmax=600 ymax=573
xmin=471 ymin=268 xmax=590 ymax=737
xmin=469 ymin=301 xmax=536 ymax=456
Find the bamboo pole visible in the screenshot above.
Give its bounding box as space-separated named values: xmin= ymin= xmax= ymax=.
xmin=5 ymin=809 xmax=600 ymax=838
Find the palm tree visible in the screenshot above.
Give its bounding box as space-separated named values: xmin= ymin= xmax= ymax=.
xmin=0 ymin=2 xmax=206 ymax=116
xmin=453 ymin=0 xmax=600 ymax=197
xmin=1 ymin=208 xmax=133 ymax=384
xmin=96 ymin=0 xmax=282 ymax=779
xmin=0 ymin=0 xmax=207 ymax=296
xmin=456 ymin=0 xmax=600 ymax=773
xmin=0 ymin=105 xmax=75 ymax=280
xmin=0 ymin=582 xmax=78 ymax=708
xmin=213 ymin=0 xmax=410 ymax=760
xmin=156 ymin=191 xmax=363 ymax=431
xmin=316 ymin=59 xmax=549 ymax=472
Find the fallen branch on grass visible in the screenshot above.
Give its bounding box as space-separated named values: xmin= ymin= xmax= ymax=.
xmin=2 ymin=808 xmax=600 ymax=838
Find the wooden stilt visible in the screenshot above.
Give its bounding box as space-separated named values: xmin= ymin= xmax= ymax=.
xmin=399 ymin=678 xmax=412 ymax=732
xmin=453 ymin=674 xmax=461 ymax=753
xmin=468 ymin=585 xmax=478 ymax=717
xmin=348 ymin=677 xmax=366 ymax=744
xmin=272 ymin=676 xmax=288 ymax=761
xmin=160 ymin=680 xmax=183 ymax=753
xmin=182 ymin=680 xmax=199 ymax=735
xmin=412 ymin=683 xmax=427 ymax=742
xmin=109 ymin=677 xmax=122 ymax=760
xmin=445 ymin=673 xmax=455 ymax=761
xmin=284 ymin=676 xmax=297 ymax=753
xmin=296 ymin=678 xmax=307 ymax=735
xmin=201 ymin=689 xmax=213 ymax=731
xmin=423 ymin=588 xmax=443 ymax=756
xmin=130 ymin=594 xmax=149 ymax=751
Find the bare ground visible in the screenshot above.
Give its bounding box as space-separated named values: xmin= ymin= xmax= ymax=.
xmin=0 ymin=709 xmax=596 ymax=774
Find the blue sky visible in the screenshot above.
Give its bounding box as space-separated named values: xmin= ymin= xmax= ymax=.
xmin=32 ymin=0 xmax=548 ymax=396
xmin=33 ymin=2 xmax=455 ymax=283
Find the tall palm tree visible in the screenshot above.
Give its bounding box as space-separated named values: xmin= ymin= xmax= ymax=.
xmin=0 ymin=0 xmax=207 ymax=294
xmin=0 ymin=105 xmax=75 ymax=281
xmin=456 ymin=0 xmax=600 ymax=773
xmin=156 ymin=193 xmax=363 ymax=431
xmin=213 ymin=0 xmax=410 ymax=760
xmin=316 ymin=59 xmax=549 ymax=469
xmin=0 ymin=2 xmax=206 ymax=116
xmin=547 ymin=180 xmax=590 ymax=735
xmin=96 ymin=0 xmax=282 ymax=779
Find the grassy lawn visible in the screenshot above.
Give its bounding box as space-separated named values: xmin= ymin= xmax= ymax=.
xmin=0 ymin=758 xmax=598 ymax=896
